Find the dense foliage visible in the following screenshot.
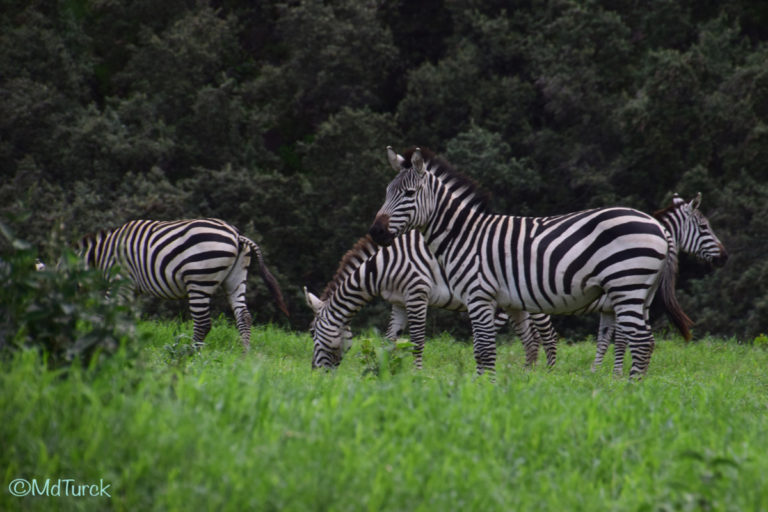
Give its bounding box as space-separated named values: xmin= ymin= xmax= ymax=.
xmin=2 ymin=0 xmax=766 ymax=339
xmin=0 ymin=221 xmax=138 ymax=366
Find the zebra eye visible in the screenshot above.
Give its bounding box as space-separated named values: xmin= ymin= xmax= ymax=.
xmin=404 ymin=189 xmax=416 ymax=197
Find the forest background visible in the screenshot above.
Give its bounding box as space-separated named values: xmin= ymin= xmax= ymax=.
xmin=2 ymin=0 xmax=767 ymax=340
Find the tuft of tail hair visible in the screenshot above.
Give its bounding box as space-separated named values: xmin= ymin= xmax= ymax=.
xmin=239 ymin=236 xmax=290 ymax=317
xmin=657 ymin=233 xmax=693 ymax=341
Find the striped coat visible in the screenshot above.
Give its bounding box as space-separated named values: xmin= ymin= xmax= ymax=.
xmin=79 ymin=218 xmax=288 ymax=349
xmin=363 ymin=147 xmax=680 ymax=378
xmin=305 ymin=230 xmax=558 ymax=369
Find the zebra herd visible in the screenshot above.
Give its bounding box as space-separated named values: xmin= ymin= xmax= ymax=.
xmin=316 ymin=147 xmax=726 ymax=377
xmin=72 ymin=147 xmax=727 ymax=379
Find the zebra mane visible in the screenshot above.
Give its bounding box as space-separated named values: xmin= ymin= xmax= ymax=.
xmin=401 ymin=147 xmax=491 ymax=212
xmin=320 ymin=234 xmax=379 ymax=301
xmin=652 ymin=199 xmax=685 ymax=220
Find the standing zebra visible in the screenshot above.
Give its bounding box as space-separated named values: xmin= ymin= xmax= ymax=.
xmin=356 ymin=147 xmax=681 ymax=378
xmin=79 ymin=218 xmax=289 ymax=350
xmin=590 ymin=193 xmax=727 ymax=374
xmin=305 ymin=230 xmax=559 ymax=369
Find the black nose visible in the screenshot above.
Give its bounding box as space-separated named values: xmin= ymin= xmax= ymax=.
xmin=369 ymin=223 xmax=387 ymax=242
xmin=711 ymin=245 xmax=728 ymax=267
xmin=369 ymin=216 xmax=393 ymax=245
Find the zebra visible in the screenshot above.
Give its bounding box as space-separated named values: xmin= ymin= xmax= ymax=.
xmin=78 ymin=218 xmax=289 ymax=350
xmin=358 ymin=146 xmax=683 ymax=378
xmin=305 ymin=230 xmax=559 ymax=369
xmin=589 ymin=192 xmax=727 ymax=374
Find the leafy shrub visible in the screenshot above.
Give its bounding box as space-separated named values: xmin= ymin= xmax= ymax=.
xmin=752 ymin=333 xmax=768 ymax=350
xmin=0 ymin=221 xmax=139 ymax=368
xmin=163 ymin=333 xmax=197 ymax=367
xmin=358 ymin=335 xmax=414 ymax=377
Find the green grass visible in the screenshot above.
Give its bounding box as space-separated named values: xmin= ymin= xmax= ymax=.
xmin=2 ymin=318 xmax=768 ymax=511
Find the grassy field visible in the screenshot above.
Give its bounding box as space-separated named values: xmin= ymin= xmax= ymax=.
xmin=2 ymin=318 xmax=768 ymax=511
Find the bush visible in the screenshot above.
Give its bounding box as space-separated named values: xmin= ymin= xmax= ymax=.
xmin=358 ymin=335 xmax=414 ymax=377
xmin=0 ymin=221 xmax=140 ymax=368
xmin=753 ymin=333 xmax=768 ymax=350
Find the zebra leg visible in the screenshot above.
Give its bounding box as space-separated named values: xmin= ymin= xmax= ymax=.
xmin=611 ymin=327 xmax=629 ymax=377
xmin=493 ymin=310 xmax=509 ymax=336
xmin=613 ymin=335 xmax=628 ymax=376
xmin=230 ymin=300 xmax=253 ymax=352
xmin=629 ymin=327 xmax=655 ymax=379
xmin=405 ymin=298 xmax=429 ymax=370
xmin=531 ymin=313 xmax=558 ymax=367
xmin=509 ymin=311 xmax=539 ymax=367
xmin=224 ymin=257 xmax=253 ymax=351
xmin=468 ymin=301 xmax=499 ymax=377
xmin=385 ymin=304 xmax=408 ymax=341
xmin=592 ymin=312 xmax=615 ymax=372
xmin=188 ymin=290 xmax=213 ymax=350
xmin=114 ymin=278 xmax=137 ymax=306
xmin=613 ymin=309 xmax=655 ymax=379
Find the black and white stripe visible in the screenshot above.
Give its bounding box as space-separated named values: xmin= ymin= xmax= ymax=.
xmin=79 ymin=218 xmax=288 ymax=350
xmin=591 ymin=192 xmax=727 ymax=373
xmin=364 ymin=147 xmax=678 ymax=378
xmin=305 ymin=230 xmax=559 ymax=370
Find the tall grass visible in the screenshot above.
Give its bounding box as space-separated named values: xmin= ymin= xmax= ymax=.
xmin=2 ymin=318 xmax=767 ymax=511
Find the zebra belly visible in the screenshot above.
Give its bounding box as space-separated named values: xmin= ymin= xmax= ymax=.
xmin=427 ymin=283 xmax=466 ymax=311
xmin=496 ymin=286 xmax=603 ymax=315
xmin=381 ymin=284 xmax=465 ymax=311
xmin=381 ymin=289 xmax=406 ymax=305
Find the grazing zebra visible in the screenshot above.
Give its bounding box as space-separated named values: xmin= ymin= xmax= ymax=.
xmin=590 ymin=192 xmax=727 ymax=374
xmin=79 ymin=218 xmax=289 ymax=350
xmin=305 ymin=230 xmax=559 ymax=369
xmin=358 ymin=147 xmax=682 ymax=378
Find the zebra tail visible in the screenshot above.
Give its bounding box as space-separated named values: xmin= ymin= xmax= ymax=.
xmin=239 ymin=236 xmax=290 ymax=317
xmin=658 ymin=237 xmax=693 ymax=342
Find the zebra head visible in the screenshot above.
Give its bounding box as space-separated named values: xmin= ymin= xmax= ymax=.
xmin=304 ymin=287 xmax=353 ymax=369
xmin=672 ymin=193 xmax=728 ymax=267
xmin=369 ymin=147 xmax=433 ymax=246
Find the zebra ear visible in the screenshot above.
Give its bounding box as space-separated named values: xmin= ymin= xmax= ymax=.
xmin=690 ymin=192 xmax=702 ymax=210
xmin=672 ymin=193 xmax=685 ymax=206
xmin=412 ymin=148 xmax=425 ymax=175
xmin=303 ymin=286 xmax=325 ymax=314
xmin=386 ymin=146 xmax=403 ymax=172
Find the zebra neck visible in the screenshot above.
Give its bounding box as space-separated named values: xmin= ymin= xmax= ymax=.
xmin=323 ymin=264 xmax=379 ymax=325
xmin=92 ymin=230 xmax=121 ymax=273
xmin=658 ymin=214 xmax=682 ymax=252
xmin=423 ymin=192 xmax=487 ymax=260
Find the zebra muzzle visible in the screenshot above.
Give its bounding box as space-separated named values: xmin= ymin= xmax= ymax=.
xmin=369 ymin=215 xmax=394 ymax=246
xmin=712 ymin=244 xmax=728 ymax=267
